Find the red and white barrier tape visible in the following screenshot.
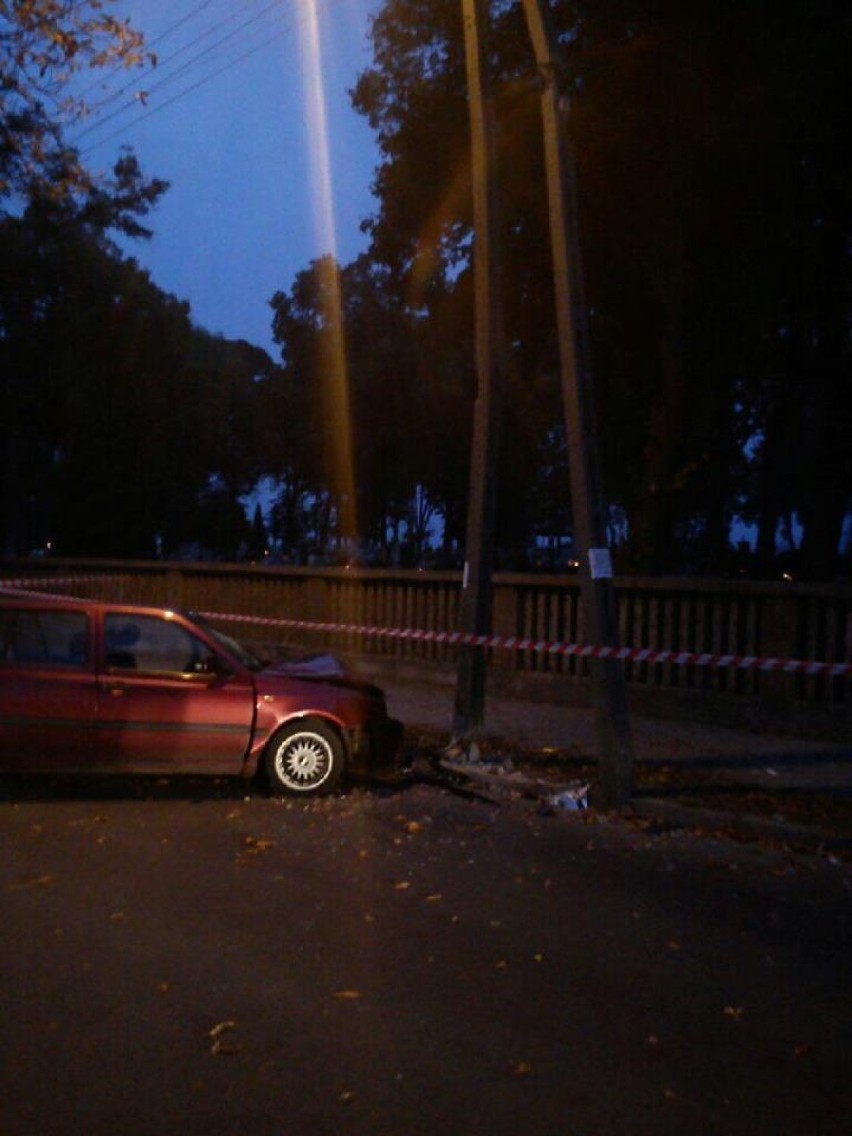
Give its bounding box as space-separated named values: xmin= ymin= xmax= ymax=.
xmin=200 ymin=610 xmax=852 ymax=679
xmin=2 ymin=577 xmax=848 ymax=678
xmin=1 ymin=575 xmax=104 ymax=590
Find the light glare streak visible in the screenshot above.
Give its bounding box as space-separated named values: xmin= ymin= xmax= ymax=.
xmin=296 ymin=0 xmax=357 ymax=543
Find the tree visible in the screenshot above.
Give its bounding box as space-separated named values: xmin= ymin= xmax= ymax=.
xmin=0 ymin=200 xmax=278 ymax=558
xmin=1 ymin=0 xmax=155 ymax=210
xmin=350 ymin=0 xmax=851 ymax=577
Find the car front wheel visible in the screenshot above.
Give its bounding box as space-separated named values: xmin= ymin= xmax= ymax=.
xmin=265 ymin=719 xmax=344 ymax=796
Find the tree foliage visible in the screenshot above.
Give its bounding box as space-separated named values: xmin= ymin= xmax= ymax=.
xmin=0 ymin=0 xmax=156 ymax=209
xmin=2 ymin=1 xmax=849 ymax=578
xmin=0 ymin=200 xmax=277 ymax=558
xmin=340 ymin=0 xmax=851 ymax=577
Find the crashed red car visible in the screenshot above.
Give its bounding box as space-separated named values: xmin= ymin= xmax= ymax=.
xmin=0 ymin=590 xmax=402 ymax=795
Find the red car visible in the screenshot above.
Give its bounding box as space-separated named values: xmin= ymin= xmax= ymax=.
xmin=0 ymin=589 xmax=402 ymax=795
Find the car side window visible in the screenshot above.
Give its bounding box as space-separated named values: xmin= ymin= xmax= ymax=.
xmin=0 ymin=608 xmax=89 ymax=668
xmin=104 ymin=614 xmax=208 ymax=675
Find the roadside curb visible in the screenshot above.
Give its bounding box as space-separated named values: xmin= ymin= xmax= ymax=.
xmin=629 ymin=797 xmax=852 ymax=855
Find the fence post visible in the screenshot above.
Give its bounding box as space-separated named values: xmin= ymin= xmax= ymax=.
xmin=166 ymin=569 xmax=185 ymax=611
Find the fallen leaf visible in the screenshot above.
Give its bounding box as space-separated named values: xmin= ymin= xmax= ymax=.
xmin=10 ymin=874 xmax=55 ymax=890
xmin=208 ymin=1020 xmax=237 ymax=1039
xmin=666 ymin=940 xmax=681 ymax=951
xmin=332 ymin=990 xmax=361 ymax=1000
xmin=210 ymin=1039 xmax=241 ymax=1056
xmin=394 ymin=881 xmax=411 ymax=891
xmin=513 ymin=1061 xmax=533 ymax=1076
xmin=793 ymin=1043 xmax=814 ymax=1058
xmin=339 ymin=1091 xmax=355 ymax=1104
xmin=723 ymin=1006 xmax=744 ymax=1020
xmin=237 ymin=836 xmax=276 ymax=863
xmin=425 ymin=894 xmax=442 ymax=902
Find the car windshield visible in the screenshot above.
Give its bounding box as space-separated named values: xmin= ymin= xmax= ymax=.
xmin=188 ymin=614 xmax=264 ymax=672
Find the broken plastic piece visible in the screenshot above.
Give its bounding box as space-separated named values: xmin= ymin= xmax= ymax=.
xmin=547 ymin=785 xmax=590 ymax=811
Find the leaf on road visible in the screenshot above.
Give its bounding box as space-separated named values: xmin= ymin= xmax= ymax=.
xmin=10 ymin=874 xmax=56 ymax=890
xmin=723 ymin=1006 xmax=744 ymax=1020
xmin=332 ymin=990 xmax=361 ymax=1000
xmin=394 ymin=881 xmax=411 ymax=890
xmin=513 ymin=1061 xmax=533 ymax=1076
xmin=210 ymin=1038 xmax=241 ymax=1056
xmin=208 ymin=1020 xmax=237 ymax=1039
xmin=236 ymin=836 xmax=276 ymax=865
xmin=425 ymin=893 xmax=442 ymax=902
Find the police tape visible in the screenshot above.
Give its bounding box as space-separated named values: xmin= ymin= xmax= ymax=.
xmin=1 ymin=575 xmax=102 ymax=590
xmin=2 ymin=576 xmax=848 ymax=677
xmin=200 ymin=610 xmax=852 ymax=679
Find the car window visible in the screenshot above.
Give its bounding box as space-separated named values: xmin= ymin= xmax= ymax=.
xmin=0 ymin=608 xmax=89 ymax=668
xmin=104 ymin=613 xmax=209 ymax=675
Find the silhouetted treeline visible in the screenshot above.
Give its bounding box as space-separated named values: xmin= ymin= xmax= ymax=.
xmin=2 ymin=1 xmax=849 ymax=578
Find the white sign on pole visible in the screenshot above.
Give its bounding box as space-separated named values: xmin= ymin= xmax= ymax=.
xmin=589 ymin=548 xmax=613 ymax=580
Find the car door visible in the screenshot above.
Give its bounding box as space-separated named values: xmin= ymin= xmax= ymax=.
xmin=96 ymin=610 xmax=256 ymax=774
xmin=0 ymin=604 xmax=98 ymax=772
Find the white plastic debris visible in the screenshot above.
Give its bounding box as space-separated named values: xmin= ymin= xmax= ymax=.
xmin=547 ymin=784 xmax=590 ymax=811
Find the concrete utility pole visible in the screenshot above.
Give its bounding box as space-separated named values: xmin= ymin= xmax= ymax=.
xmin=455 ymin=0 xmax=634 ymax=805
xmin=520 ymin=0 xmax=634 ymax=806
xmin=453 ymin=0 xmax=504 ymax=740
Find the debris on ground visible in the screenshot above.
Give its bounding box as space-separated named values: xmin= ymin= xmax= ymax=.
xmin=405 ymin=725 xmax=852 ymax=858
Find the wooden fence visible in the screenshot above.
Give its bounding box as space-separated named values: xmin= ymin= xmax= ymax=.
xmin=3 ymin=558 xmax=850 ymax=739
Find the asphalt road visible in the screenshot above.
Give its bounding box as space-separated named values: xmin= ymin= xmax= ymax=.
xmin=1 ymin=772 xmax=850 ymax=1136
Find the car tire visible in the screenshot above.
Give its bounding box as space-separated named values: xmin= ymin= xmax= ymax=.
xmin=265 ymin=719 xmax=345 ymax=796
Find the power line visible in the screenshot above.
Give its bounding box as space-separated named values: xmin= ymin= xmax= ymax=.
xmin=72 ymin=0 xmax=357 ymax=157
xmin=78 ymin=19 xmax=293 ymax=156
xmin=71 ymin=0 xmax=288 ymax=147
xmin=73 ymin=0 xmax=226 ymax=104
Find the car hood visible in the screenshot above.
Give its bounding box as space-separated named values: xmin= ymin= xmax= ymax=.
xmin=263 ymin=653 xmax=347 ymax=680
xmin=259 ymin=654 xmax=385 ymax=699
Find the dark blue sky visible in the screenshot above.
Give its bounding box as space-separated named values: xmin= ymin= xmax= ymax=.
xmin=73 ymin=0 xmax=379 ymax=356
